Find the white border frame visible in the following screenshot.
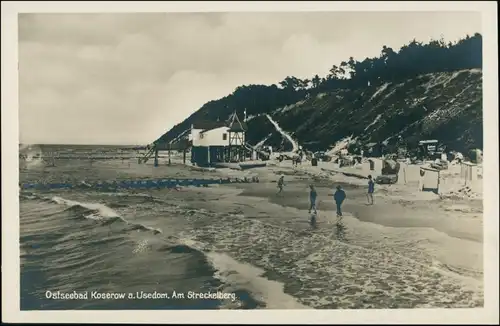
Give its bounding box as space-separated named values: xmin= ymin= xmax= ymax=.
xmin=2 ymin=1 xmax=498 ymax=324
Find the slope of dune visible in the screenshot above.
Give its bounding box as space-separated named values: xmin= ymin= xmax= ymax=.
xmin=256 ymin=69 xmax=482 ymax=152
xmin=158 ymin=69 xmax=482 ymax=154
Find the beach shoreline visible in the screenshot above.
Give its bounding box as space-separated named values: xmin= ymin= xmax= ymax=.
xmin=19 ymin=155 xmax=484 ymax=309
xmin=20 ymin=156 xmax=484 ymax=243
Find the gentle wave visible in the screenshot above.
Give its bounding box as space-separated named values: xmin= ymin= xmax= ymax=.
xmin=21 ymin=193 xmax=281 ymax=309
xmin=49 ymin=195 xmax=162 ymax=235
xmin=180 ymin=208 xmax=484 ymax=309
xmin=51 ymin=196 xmax=120 ymax=218
xmin=180 ymin=238 xmax=308 ymax=309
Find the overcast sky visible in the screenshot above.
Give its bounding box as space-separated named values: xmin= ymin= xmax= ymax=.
xmin=18 ymin=11 xmax=481 ymax=145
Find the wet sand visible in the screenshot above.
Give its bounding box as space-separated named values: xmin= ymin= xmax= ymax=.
xmin=169 ymin=183 xmax=483 ymax=308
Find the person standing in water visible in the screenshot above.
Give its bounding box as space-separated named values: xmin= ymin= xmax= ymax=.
xmin=367 ymin=175 xmax=375 ymax=205
xmin=308 ymin=185 xmax=318 ymax=214
xmin=277 ymin=175 xmax=285 ymax=194
xmin=333 ymin=185 xmax=346 ymax=217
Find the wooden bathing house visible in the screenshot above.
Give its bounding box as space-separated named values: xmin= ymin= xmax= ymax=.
xmin=190 ymin=112 xmax=249 ymax=167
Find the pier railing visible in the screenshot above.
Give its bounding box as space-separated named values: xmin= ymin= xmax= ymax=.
xmin=139 ymin=127 xmax=192 ymax=164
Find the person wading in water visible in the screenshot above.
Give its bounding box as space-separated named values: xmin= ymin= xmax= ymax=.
xmin=308 ymin=184 xmax=318 ymax=214
xmin=333 ymin=185 xmax=346 ymax=218
xmin=277 ymin=175 xmax=285 ymax=194
xmin=367 ymin=175 xmax=375 ymax=205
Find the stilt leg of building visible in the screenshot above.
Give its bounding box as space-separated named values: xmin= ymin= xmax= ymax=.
xmin=183 ymin=149 xmax=186 ymax=164
xmin=168 ymin=145 xmax=172 ymax=165
xmin=154 ymin=148 xmax=159 ymax=167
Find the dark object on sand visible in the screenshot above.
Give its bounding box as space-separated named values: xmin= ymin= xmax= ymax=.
xmin=430 ymin=160 xmax=448 ymax=171
xmin=311 ymin=158 xmax=318 ymax=166
xmin=239 ymin=162 xmax=267 ymax=170
xmin=375 ymin=174 xmax=398 ymax=184
xmin=314 ymin=151 xmax=331 ymax=162
xmin=410 ymin=157 xmax=423 ymax=165
xmin=468 ymin=149 xmax=482 ymax=164
xmin=293 ymin=155 xmax=302 ymax=166
xmin=368 ymin=159 xmax=375 ymax=171
xmin=339 ymin=157 xmax=353 ymax=168
xmin=381 ymin=160 xmax=400 ymax=175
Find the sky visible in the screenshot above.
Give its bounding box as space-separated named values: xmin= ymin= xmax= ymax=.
xmin=18 ymin=11 xmax=482 ymax=145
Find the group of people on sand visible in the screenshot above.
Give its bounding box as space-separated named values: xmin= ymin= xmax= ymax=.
xmin=276 ymin=174 xmax=375 ymax=219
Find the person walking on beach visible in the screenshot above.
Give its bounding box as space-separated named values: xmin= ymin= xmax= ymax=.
xmin=277 ymin=175 xmax=285 ymax=194
xmin=334 ymin=185 xmax=346 ymax=217
xmin=367 ymin=175 xmax=375 ymax=205
xmin=308 ymin=184 xmax=318 ymax=214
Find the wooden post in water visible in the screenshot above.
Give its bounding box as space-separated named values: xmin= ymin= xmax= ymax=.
xmin=154 ymin=147 xmax=159 ymax=167
xmin=207 ymin=146 xmax=211 ymax=166
xmin=183 ymin=148 xmax=186 ymax=165
xmin=168 ymin=143 xmax=172 ymax=165
xmin=50 ymin=152 xmax=56 ymax=167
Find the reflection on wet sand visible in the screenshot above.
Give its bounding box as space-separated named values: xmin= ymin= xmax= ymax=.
xmin=335 ymin=220 xmax=347 ymax=242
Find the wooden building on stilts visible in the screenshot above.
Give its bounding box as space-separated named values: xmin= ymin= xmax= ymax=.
xmin=140 ymin=111 xmax=251 ymax=167
xmin=190 ymin=111 xmax=249 ymax=167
